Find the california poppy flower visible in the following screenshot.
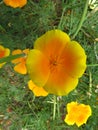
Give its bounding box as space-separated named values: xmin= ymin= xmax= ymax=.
xmin=26 ymin=29 xmax=87 ymax=96
xmin=28 ymin=80 xmax=48 ymax=97
xmin=0 ymin=45 xmax=10 ymax=68
xmin=12 ymin=49 xmax=29 ymax=74
xmin=64 ymin=102 xmax=92 ymax=127
xmin=3 ymin=0 xmax=27 ymax=8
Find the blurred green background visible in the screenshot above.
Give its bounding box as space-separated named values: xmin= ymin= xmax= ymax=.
xmin=0 ymin=0 xmax=98 ymax=129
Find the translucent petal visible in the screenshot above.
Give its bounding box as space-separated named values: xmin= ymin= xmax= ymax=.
xmin=12 ymin=49 xmax=22 ymax=64
xmin=60 ymin=41 xmax=87 ymax=78
xmin=14 ymin=61 xmax=27 ymax=74
xmin=28 ymin=80 xmax=48 ymax=97
xmin=26 ymin=49 xmax=50 ymax=87
xmin=34 ymin=30 xmax=70 ymax=59
xmin=5 ymin=48 xmax=10 ymax=57
xmin=43 ymin=65 xmax=78 ymax=95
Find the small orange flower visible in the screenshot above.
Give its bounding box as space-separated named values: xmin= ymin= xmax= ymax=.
xmin=64 ymin=102 xmax=92 ymax=127
xmin=28 ymin=80 xmax=48 ymax=97
xmin=3 ymin=0 xmax=27 ymax=8
xmin=26 ymin=30 xmax=87 ymax=96
xmin=0 ymin=45 xmax=10 ymax=68
xmin=12 ymin=49 xmax=29 ymax=74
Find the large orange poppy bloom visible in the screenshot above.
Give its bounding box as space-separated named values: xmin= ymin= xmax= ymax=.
xmin=26 ymin=30 xmax=87 ymax=96
xmin=3 ymin=0 xmax=27 ymax=8
xmin=64 ymin=102 xmax=92 ymax=127
xmin=0 ymin=45 xmax=10 ymax=68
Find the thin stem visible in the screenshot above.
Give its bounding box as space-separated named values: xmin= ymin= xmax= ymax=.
xmin=53 ymin=95 xmax=57 ymax=120
xmin=72 ymin=0 xmax=89 ymax=39
xmin=27 ymin=101 xmax=38 ymax=119
xmin=89 ymin=71 xmax=92 ymax=98
xmin=58 ymin=7 xmax=66 ymax=29
xmin=0 ymin=54 xmax=25 ymax=63
xmin=57 ymin=101 xmax=60 ymax=118
xmin=58 ymin=2 xmax=84 ymax=30
xmin=87 ymin=64 xmax=98 ymax=67
xmin=94 ymin=42 xmax=98 ymax=61
xmin=57 ymin=97 xmax=61 ymax=118
xmin=0 ymin=1 xmax=3 ymax=5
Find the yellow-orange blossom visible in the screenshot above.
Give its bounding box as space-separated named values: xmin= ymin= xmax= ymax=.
xmin=64 ymin=102 xmax=92 ymax=127
xmin=26 ymin=30 xmax=87 ymax=96
xmin=12 ymin=49 xmax=29 ymax=74
xmin=3 ymin=0 xmax=27 ymax=8
xmin=0 ymin=45 xmax=10 ymax=68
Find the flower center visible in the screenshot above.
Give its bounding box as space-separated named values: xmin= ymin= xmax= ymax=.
xmin=51 ymin=60 xmax=57 ymax=66
xmin=49 ymin=55 xmax=58 ymax=72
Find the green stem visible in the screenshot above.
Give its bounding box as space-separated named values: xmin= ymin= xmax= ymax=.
xmin=58 ymin=7 xmax=66 ymax=29
xmin=0 ymin=1 xmax=3 ymax=5
xmin=72 ymin=0 xmax=89 ymax=39
xmin=87 ymin=64 xmax=98 ymax=67
xmin=0 ymin=54 xmax=25 ymax=63
xmin=53 ymin=95 xmax=57 ymax=120
xmin=89 ymin=71 xmax=92 ymax=98
xmin=58 ymin=2 xmax=84 ymax=30
xmin=57 ymin=97 xmax=60 ymax=118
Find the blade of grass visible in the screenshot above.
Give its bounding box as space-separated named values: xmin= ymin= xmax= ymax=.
xmin=72 ymin=0 xmax=89 ymax=39
xmin=0 ymin=54 xmax=25 ymax=63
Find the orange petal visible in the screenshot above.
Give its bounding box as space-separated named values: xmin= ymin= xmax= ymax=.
xmin=12 ymin=49 xmax=23 ymax=64
xmin=28 ymin=80 xmax=48 ymax=97
xmin=0 ymin=45 xmax=10 ymax=58
xmin=64 ymin=102 xmax=92 ymax=127
xmin=65 ymin=102 xmax=77 ymax=125
xmin=60 ymin=41 xmax=87 ymax=78
xmin=26 ymin=49 xmax=50 ymax=87
xmin=14 ymin=62 xmax=27 ymax=74
xmin=12 ymin=49 xmax=22 ymax=55
xmin=4 ymin=48 xmax=10 ymax=57
xmin=0 ymin=45 xmax=10 ymax=68
xmin=43 ymin=64 xmax=78 ymax=95
xmin=34 ymin=30 xmax=70 ymax=59
xmin=3 ymin=0 xmax=27 ymax=8
xmin=0 ymin=45 xmax=5 ymax=58
xmin=23 ymin=49 xmax=29 ymax=55
xmin=76 ymin=104 xmax=92 ymax=127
